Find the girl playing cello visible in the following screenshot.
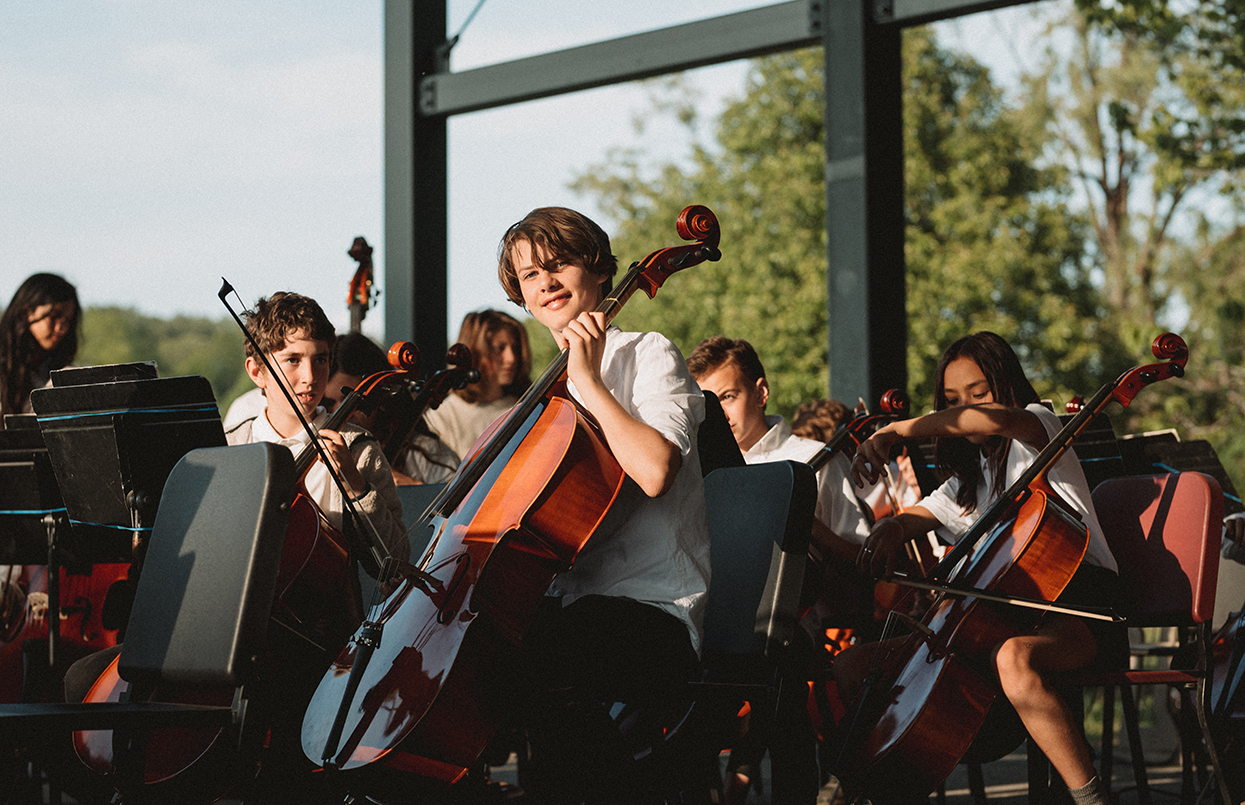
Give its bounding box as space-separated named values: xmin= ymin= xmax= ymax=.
xmin=841 ymin=331 xmax=1125 ymax=805
xmin=498 ymin=207 xmax=711 ymax=805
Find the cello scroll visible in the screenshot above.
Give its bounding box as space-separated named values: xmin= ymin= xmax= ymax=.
xmin=1110 ymin=332 xmax=1188 ymax=407
xmin=623 ymin=205 xmax=721 ymax=302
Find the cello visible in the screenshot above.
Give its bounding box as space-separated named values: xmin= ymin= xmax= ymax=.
xmin=300 ymin=205 xmax=722 ymax=782
xmin=371 ymin=343 xmax=479 ymax=471
xmin=834 ymin=333 xmax=1189 ymax=803
xmin=805 ymin=390 xmax=909 ymax=476
xmin=71 ymin=337 xmax=424 ymax=796
xmin=0 ymin=563 xmax=128 ymax=703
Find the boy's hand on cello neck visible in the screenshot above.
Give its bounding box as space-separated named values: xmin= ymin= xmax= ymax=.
xmin=559 ymin=310 xmax=681 ymax=500
xmin=560 ymin=311 xmax=609 ymax=399
xmin=317 ymin=428 xmax=367 ymax=497
xmin=852 ymin=423 xmax=903 ymax=488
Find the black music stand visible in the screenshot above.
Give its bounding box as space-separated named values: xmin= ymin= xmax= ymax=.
xmin=1056 ymin=410 xmax=1126 ymax=492
xmin=1117 ymin=432 xmax=1243 ymax=516
xmin=50 ymin=361 xmax=158 ymax=386
xmin=28 ymin=371 xmax=227 ymax=676
xmin=0 ymin=417 xmax=65 ymax=566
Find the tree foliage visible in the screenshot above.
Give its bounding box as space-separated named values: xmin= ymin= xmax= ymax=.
xmin=1023 ymin=5 xmax=1245 ymax=335
xmin=574 ymin=30 xmax=1119 ymax=418
xmin=902 ymin=30 xmax=1127 ymax=406
xmin=573 ymin=51 xmax=829 ymax=416
xmin=1024 ymin=2 xmax=1245 ymax=482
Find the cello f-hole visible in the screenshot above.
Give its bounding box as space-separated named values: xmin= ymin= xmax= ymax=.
xmin=436 ymin=554 xmax=472 ymax=625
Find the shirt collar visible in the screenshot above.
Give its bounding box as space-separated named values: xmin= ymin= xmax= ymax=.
xmin=744 ymin=414 xmax=792 ymax=459
xmin=252 ymin=406 xmax=329 ymax=447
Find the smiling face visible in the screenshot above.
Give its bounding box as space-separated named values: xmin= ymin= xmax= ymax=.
xmin=26 ymin=301 xmax=76 ymax=353
xmin=512 ymin=238 xmax=607 ymax=338
xmin=941 ymin=356 xmax=994 ymax=445
xmin=696 ymin=359 xmax=770 ymax=453
xmin=246 ymin=329 xmax=331 ymax=437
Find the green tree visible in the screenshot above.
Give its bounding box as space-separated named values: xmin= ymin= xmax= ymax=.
xmin=575 ymin=50 xmax=829 ymax=416
xmin=1149 ymin=223 xmax=1245 ymax=480
xmin=1026 ymin=2 xmax=1245 ymax=484
xmin=574 ymin=31 xmax=1118 ymax=417
xmin=1022 ymin=5 xmax=1244 ymax=335
xmin=902 ymin=30 xmax=1126 ymax=406
xmin=79 ymin=307 xmax=251 ymax=409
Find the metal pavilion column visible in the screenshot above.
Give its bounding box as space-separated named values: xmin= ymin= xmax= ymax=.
xmin=384 ymin=0 xmax=449 ymax=366
xmin=824 ymin=0 xmax=906 ymax=407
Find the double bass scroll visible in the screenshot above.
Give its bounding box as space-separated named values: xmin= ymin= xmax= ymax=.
xmin=347 ymin=236 xmax=377 ymax=334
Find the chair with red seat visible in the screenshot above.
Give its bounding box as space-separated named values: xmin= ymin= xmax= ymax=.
xmin=1058 ymin=471 xmax=1231 ymax=805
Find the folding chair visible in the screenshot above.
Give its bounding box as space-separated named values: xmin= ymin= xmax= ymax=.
xmin=635 ymin=460 xmax=816 ymax=802
xmin=1059 ymin=471 xmax=1232 ymax=805
xmin=0 ymin=442 xmax=294 ymax=800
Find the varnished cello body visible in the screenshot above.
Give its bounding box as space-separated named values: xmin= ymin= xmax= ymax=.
xmin=840 ymin=486 xmax=1089 ymax=800
xmin=300 ymin=205 xmax=722 ymax=782
xmin=305 ymin=395 xmax=625 ymax=778
xmin=836 ymin=333 xmax=1190 ymax=803
xmin=0 ymin=563 xmax=128 ymax=703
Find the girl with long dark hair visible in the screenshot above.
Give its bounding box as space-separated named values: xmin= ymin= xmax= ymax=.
xmin=0 ymin=273 xmax=80 ymax=425
xmin=423 ymin=308 xmax=532 ymax=459
xmin=842 ymin=331 xmax=1121 ymax=805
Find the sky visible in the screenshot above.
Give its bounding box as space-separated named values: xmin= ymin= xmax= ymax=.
xmin=0 ymin=0 xmax=1057 ymax=345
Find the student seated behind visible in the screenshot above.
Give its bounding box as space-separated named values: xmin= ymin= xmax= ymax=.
xmin=497 ymin=207 xmax=710 ymax=805
xmin=423 ymin=308 xmax=532 ymax=460
xmin=320 ymin=331 xmax=459 ymax=486
xmin=687 ymin=336 xmax=876 ymax=567
xmin=63 ymin=294 xmax=409 ymax=700
xmin=688 ymin=337 xmax=889 ymax=805
xmin=792 ymin=397 xmax=924 ymax=550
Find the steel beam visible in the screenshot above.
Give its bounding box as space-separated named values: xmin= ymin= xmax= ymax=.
xmin=385 ymin=0 xmax=1041 ymax=386
xmin=417 ymin=1 xmax=822 ymax=118
xmin=873 ymin=0 xmax=1031 ymax=26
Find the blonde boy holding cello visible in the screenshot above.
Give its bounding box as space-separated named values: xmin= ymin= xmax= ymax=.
xmin=497 ymin=207 xmax=711 ymax=805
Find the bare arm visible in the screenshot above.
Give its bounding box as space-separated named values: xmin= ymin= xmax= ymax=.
xmin=812 ymin=519 xmax=866 ymax=565
xmin=852 ymin=404 xmax=1048 ymax=488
